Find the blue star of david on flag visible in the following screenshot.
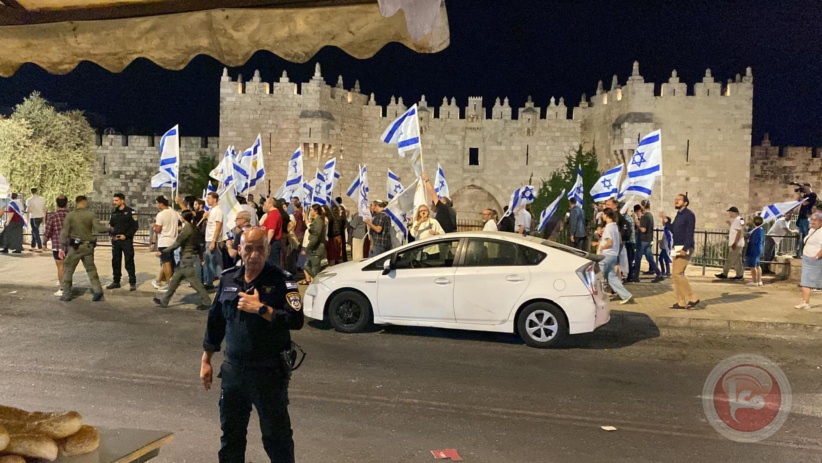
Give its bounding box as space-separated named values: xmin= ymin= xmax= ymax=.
xmin=631 ymin=150 xmax=647 ymax=168
xmin=601 ymin=179 xmax=613 ymax=189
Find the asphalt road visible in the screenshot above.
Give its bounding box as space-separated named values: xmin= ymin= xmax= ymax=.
xmin=1 ymin=285 xmax=821 ymax=462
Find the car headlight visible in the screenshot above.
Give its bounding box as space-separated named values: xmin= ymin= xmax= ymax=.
xmin=311 ymin=272 xmax=337 ymax=285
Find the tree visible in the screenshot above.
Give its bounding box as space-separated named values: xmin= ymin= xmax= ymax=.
xmin=179 ymin=153 xmax=218 ymax=200
xmin=0 ymin=92 xmax=96 ymax=209
xmin=531 ymin=145 xmax=600 ymax=236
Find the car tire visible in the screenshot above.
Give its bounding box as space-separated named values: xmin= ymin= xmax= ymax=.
xmin=328 ymin=291 xmax=372 ymax=333
xmin=516 ymin=302 xmax=567 ymax=348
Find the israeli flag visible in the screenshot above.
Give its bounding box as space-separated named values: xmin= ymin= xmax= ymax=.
xmin=323 ymin=158 xmax=337 ymax=203
xmin=217 ymin=181 xmax=246 ymax=241
xmin=434 ymin=163 xmax=450 ymax=199
xmin=760 ymin=200 xmax=803 ymax=224
xmin=380 ymin=104 xmax=421 ymax=155
xmin=590 ymin=164 xmax=623 ymax=202
xmin=346 ymin=165 xmax=363 ymax=199
xmin=409 ymin=147 xmax=422 ymax=177
xmin=247 ymin=134 xmax=265 ymax=188
xmin=303 ymin=180 xmax=315 ymax=207
xmin=502 ymin=185 xmax=537 ymax=217
xmin=151 ymin=125 xmax=179 ymax=189
xmin=567 ymin=165 xmax=583 ymax=204
xmin=538 ymin=189 xmax=565 ymax=233
xmin=621 ymin=171 xmax=656 ymax=199
xmin=312 ymin=170 xmax=327 ymax=206
xmin=286 ymin=146 xmax=304 ymax=197
xmin=358 ymin=165 xmax=371 ymax=221
xmin=387 ymin=169 xmax=404 ymax=201
xmin=627 ymin=130 xmax=662 ymax=181
xmin=233 ymin=147 xmax=250 ymax=194
xmin=386 ymin=178 xmax=420 ymax=248
xmin=210 ymin=146 xmax=236 ymax=193
xmin=8 ymin=198 xmax=28 ymax=227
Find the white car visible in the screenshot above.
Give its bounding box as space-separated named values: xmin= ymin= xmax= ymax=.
xmin=303 ymin=231 xmax=611 ymax=348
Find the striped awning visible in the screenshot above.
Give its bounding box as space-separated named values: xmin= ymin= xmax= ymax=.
xmin=0 ymin=0 xmax=449 ymax=76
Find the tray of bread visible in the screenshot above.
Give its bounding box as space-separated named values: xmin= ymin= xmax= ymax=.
xmin=0 ymin=405 xmax=173 ymax=463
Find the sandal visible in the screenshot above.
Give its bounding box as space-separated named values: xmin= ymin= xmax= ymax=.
xmin=669 ymin=303 xmax=686 ymax=309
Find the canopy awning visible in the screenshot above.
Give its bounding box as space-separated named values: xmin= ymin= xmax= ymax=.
xmin=0 ymin=0 xmax=449 ymax=76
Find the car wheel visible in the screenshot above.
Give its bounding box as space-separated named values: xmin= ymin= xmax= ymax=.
xmin=516 ymin=302 xmax=567 ymax=348
xmin=328 ymin=291 xmax=372 ymax=333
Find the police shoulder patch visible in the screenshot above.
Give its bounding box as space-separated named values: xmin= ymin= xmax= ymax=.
xmin=286 ymin=292 xmax=302 ymax=311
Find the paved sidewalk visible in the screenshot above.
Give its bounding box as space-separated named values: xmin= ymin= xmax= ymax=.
xmin=1 ymin=245 xmax=820 ymax=335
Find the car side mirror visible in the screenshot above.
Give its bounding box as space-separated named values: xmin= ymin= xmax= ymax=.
xmin=382 ymin=259 xmax=393 ymax=275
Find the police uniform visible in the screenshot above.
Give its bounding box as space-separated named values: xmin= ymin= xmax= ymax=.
xmin=203 ymin=263 xmax=304 ymax=463
xmin=109 ymin=205 xmax=139 ymax=287
xmin=59 ymin=206 xmax=104 ymax=300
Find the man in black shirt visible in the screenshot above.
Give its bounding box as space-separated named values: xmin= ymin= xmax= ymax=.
xmin=632 ymin=200 xmax=663 ymax=282
xmin=421 ymin=173 xmax=457 ymax=233
xmin=201 ymin=227 xmax=303 ymax=463
xmin=668 ymin=194 xmax=700 ymax=310
xmin=497 ymin=206 xmax=516 ymax=232
xmin=107 ymin=193 xmax=139 ymax=291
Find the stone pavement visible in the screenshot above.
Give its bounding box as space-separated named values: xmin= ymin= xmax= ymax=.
xmin=0 ymin=244 xmax=820 ymax=336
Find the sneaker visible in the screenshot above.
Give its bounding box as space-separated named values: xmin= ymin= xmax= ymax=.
xmin=0 ymin=249 xmax=7 ymax=254
xmin=59 ymin=294 xmax=72 ymax=302
xmin=92 ymin=292 xmax=104 ymax=302
xmin=795 ymin=302 xmax=811 ymax=310
xmin=652 ymin=275 xmax=664 ymax=283
xmin=106 ymin=282 xmax=121 ymax=290
xmin=129 ymin=283 xmax=137 ymax=291
xmin=730 ymin=275 xmax=744 ymax=281
xmin=745 ymin=282 xmax=759 ymax=286
xmin=758 ymin=282 xmax=764 ymax=286
xmin=619 ymin=296 xmax=634 ymax=305
xmin=151 ymin=280 xmax=160 ymax=289
xmin=157 ymin=285 xmax=169 ymax=292
xmin=53 ymin=289 xmax=63 ymax=297
xmin=152 ymin=297 xmax=166 ymax=307
xmin=715 ymin=273 xmax=728 ymax=279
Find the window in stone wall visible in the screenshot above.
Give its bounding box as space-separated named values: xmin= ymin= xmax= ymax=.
xmin=469 ymin=148 xmax=480 ymax=166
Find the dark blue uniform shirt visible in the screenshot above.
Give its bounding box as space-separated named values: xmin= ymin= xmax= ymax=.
xmin=203 ymin=263 xmax=304 ymax=368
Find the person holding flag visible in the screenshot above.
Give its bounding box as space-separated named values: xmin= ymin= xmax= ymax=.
xmin=421 ymin=173 xmax=456 ymax=233
xmin=538 ymin=189 xmax=565 ymax=239
xmin=0 ymin=192 xmax=25 ymax=254
xmin=567 ymin=165 xmax=584 ymax=205
xmin=434 ymin=164 xmax=450 ymax=199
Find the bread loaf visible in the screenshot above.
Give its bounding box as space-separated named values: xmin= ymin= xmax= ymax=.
xmin=58 ymin=425 xmax=100 ymax=457
xmin=0 ymin=426 xmax=8 ymax=451
xmin=0 ymin=406 xmax=82 ymax=439
xmin=0 ymin=454 xmax=26 ymax=463
xmin=3 ymin=433 xmax=58 ymax=461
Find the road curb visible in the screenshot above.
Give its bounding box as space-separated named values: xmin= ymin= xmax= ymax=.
xmin=607 ymin=311 xmax=822 ymax=337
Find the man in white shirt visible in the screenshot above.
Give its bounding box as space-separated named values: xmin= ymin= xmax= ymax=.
xmin=26 ymin=187 xmax=46 ymax=252
xmin=763 ymin=212 xmax=795 ymax=274
xmin=481 ymin=209 xmax=498 ymax=231
xmin=152 ymin=196 xmax=180 ymax=290
xmin=204 ymin=192 xmax=223 ymax=289
xmin=515 ymin=205 xmax=532 ymax=235
xmin=716 ymin=206 xmax=746 ymax=280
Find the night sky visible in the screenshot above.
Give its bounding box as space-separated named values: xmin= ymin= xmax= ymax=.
xmin=1 ymin=0 xmax=820 ymax=146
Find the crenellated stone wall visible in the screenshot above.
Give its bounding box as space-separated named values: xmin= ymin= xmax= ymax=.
xmin=749 ymin=134 xmax=822 ymax=212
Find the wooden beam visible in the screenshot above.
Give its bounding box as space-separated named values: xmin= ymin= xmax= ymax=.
xmin=0 ymin=0 xmax=373 ymax=26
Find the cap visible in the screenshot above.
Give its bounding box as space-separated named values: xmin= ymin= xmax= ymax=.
xmin=727 ymin=206 xmax=739 ymax=213
xmin=373 ymin=200 xmax=388 ymax=208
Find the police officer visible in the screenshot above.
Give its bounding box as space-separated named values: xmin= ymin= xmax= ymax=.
xmin=152 ymin=210 xmax=211 ymax=310
xmin=107 ymin=193 xmax=139 ymax=291
xmin=201 ymin=227 xmax=303 ymax=463
xmin=59 ymin=195 xmax=106 ymax=302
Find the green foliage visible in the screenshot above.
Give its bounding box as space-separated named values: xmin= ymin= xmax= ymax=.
xmin=0 ymin=92 xmax=96 ymax=208
xmin=179 ymin=153 xmax=218 ymax=199
xmin=531 ymin=145 xmax=601 ymax=231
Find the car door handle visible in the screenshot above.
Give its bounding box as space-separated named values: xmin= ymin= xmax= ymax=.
xmin=434 ymin=277 xmax=453 ymax=285
xmin=506 ymin=275 xmax=525 ymax=282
